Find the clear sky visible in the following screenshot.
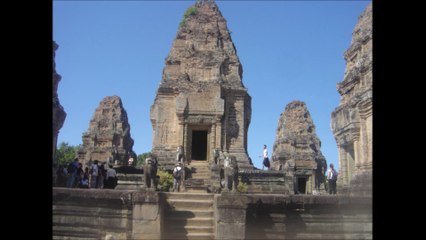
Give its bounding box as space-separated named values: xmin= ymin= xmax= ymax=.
xmin=53 ymin=0 xmax=371 ymax=170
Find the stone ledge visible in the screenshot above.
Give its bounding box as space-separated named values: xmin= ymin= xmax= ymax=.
xmin=243 ymin=194 xmax=371 ymax=207
xmin=53 ymin=187 xmax=135 ymax=201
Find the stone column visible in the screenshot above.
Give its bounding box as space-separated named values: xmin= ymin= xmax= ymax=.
xmin=210 ymin=124 xmax=216 ymax=163
xmin=366 ymin=115 xmax=372 ymax=170
xmin=216 ymin=116 xmax=222 ymax=150
xmin=359 ymin=99 xmax=372 ymax=172
xmin=353 ymin=133 xmax=361 ymax=173
xmin=183 ymin=123 xmax=189 ymax=163
xmin=215 ymin=193 xmax=249 ymax=239
xmin=346 ymin=144 xmax=355 ymax=186
xmin=306 ymin=175 xmax=312 ymax=194
xmin=338 ymin=145 xmax=347 ymax=186
xmin=132 ymin=191 xmax=163 ymax=240
xmin=178 ymin=119 xmax=184 ymax=147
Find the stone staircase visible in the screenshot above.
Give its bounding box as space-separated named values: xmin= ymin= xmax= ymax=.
xmin=185 ymin=161 xmax=211 ymax=193
xmin=163 ymin=192 xmax=215 ymax=239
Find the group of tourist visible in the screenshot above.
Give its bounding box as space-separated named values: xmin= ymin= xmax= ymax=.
xmin=56 ymin=158 xmax=118 ymax=189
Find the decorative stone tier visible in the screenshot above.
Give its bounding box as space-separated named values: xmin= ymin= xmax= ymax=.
xmin=239 ymin=170 xmax=293 ymax=194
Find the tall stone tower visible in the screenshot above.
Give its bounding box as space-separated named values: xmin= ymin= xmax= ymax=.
xmin=272 ymin=101 xmax=327 ymax=194
xmin=52 ymin=41 xmax=66 ymax=165
xmin=78 ymin=96 xmax=135 ymax=167
xmin=331 ymin=3 xmax=372 ymax=196
xmin=150 ymin=0 xmax=252 ymax=170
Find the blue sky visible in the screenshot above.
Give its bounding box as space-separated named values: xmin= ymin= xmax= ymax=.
xmin=53 ymin=0 xmax=371 ymax=170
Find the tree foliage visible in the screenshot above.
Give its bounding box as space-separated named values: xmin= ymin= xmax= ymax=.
xmin=179 ymin=6 xmax=197 ymax=29
xmin=55 ymin=142 xmax=78 ymax=166
xmin=137 ymin=152 xmax=151 ymax=166
xmin=157 ymin=170 xmax=174 ymax=192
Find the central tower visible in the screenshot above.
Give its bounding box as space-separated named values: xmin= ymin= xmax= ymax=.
xmin=150 ymin=0 xmax=252 ymax=170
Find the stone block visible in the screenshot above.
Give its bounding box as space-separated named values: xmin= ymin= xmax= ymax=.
xmin=216 ymin=208 xmax=246 ymax=223
xmin=216 ymin=222 xmax=245 ymax=240
xmin=133 ymin=204 xmax=159 ymax=220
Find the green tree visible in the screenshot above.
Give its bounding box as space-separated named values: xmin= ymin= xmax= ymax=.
xmin=137 ymin=152 xmax=151 ymax=166
xmin=157 ymin=170 xmax=174 ymax=192
xmin=55 ymin=142 xmax=79 ymax=166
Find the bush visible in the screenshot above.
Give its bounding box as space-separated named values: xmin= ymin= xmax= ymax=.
xmin=157 ymin=170 xmax=174 ymax=192
xmin=137 ymin=152 xmax=151 ymax=166
xmin=237 ymin=181 xmax=248 ymax=193
xmin=55 ymin=142 xmax=79 ymax=166
xmin=184 ymin=6 xmax=197 ymax=18
xmin=179 ymin=6 xmax=197 ymax=29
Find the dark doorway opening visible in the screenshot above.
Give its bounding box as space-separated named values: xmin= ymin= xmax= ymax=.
xmin=297 ymin=177 xmax=307 ymax=194
xmin=192 ymin=131 xmax=207 ymax=160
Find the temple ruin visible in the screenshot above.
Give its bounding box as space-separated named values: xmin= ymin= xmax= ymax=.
xmin=53 ymin=2 xmax=372 ymax=239
xmin=150 ymin=0 xmax=252 ymax=170
xmin=331 ymin=3 xmax=372 ymax=196
xmin=77 ymin=96 xmax=135 ymax=167
xmin=52 ymin=41 xmax=66 ymax=165
xmin=272 ymin=101 xmax=327 ymax=194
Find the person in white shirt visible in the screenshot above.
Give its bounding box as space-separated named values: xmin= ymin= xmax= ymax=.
xmin=105 ymin=164 xmax=117 ymax=189
xmin=90 ymin=160 xmax=99 ymax=188
xmin=262 ymin=145 xmax=270 ymax=170
xmin=172 ymin=162 xmax=183 ymax=192
xmin=327 ymin=163 xmax=337 ymax=195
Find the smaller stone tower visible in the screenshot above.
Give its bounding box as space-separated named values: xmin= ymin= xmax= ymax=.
xmin=272 ymin=101 xmax=327 ymax=194
xmin=78 ymin=96 xmax=135 ymax=167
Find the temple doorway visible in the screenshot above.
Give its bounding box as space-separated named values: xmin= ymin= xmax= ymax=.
xmin=191 ymin=130 xmax=208 ymax=160
xmin=297 ymin=177 xmax=307 ymax=194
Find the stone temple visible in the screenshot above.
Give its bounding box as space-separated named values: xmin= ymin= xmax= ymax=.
xmin=331 ymin=3 xmax=372 ymax=196
xmin=77 ymin=96 xmax=136 ymax=167
xmin=150 ymin=0 xmax=252 ymax=170
xmin=53 ymin=2 xmax=372 ymax=239
xmin=272 ymin=101 xmax=327 ymax=194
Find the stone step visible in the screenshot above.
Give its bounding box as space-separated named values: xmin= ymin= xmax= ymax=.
xmin=165 ymin=192 xmax=213 ymax=201
xmin=188 ymin=161 xmax=209 ymax=165
xmin=189 ymin=169 xmax=211 ymax=173
xmin=186 ymin=187 xmax=209 ymax=193
xmin=167 ymin=199 xmax=213 ymax=210
xmin=191 ymin=174 xmax=210 ymax=178
xmin=166 ymin=210 xmax=213 ymax=218
xmin=190 ymin=170 xmax=211 ymax=174
xmin=53 ymin=225 xmax=99 ymax=239
xmin=164 ymin=191 xmax=215 ymax=239
xmin=166 ymin=225 xmax=214 ymax=234
xmin=165 ymin=217 xmax=214 ymax=227
xmin=163 ymin=232 xmax=214 ymax=240
xmin=189 ymin=177 xmax=210 ymax=182
xmin=283 ymin=233 xmax=373 ymax=239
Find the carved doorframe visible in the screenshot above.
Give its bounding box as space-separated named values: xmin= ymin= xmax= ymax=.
xmin=186 ymin=125 xmax=211 ymax=163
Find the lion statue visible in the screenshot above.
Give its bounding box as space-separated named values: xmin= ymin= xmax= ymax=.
xmin=223 ymin=155 xmax=238 ymax=192
xmin=176 ymin=145 xmax=184 ymax=163
xmin=213 ymin=148 xmax=220 ymax=165
xmin=144 ymin=154 xmax=158 ymax=189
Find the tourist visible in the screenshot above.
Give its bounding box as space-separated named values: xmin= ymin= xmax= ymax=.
xmin=56 ymin=164 xmax=68 ymax=187
xmin=327 ymin=163 xmax=338 ymax=195
xmin=97 ymin=162 xmax=106 ymax=189
xmin=173 ymin=162 xmax=183 ymax=192
xmin=262 ymin=144 xmax=270 ymax=170
xmin=90 ymin=160 xmax=99 ymax=188
xmin=105 ymin=164 xmax=117 ymax=189
xmin=79 ymin=167 xmax=90 ymax=188
xmin=74 ymin=163 xmax=83 ymax=188
xmin=66 ymin=158 xmax=79 ymax=188
xmin=128 ymin=156 xmax=134 ymax=166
